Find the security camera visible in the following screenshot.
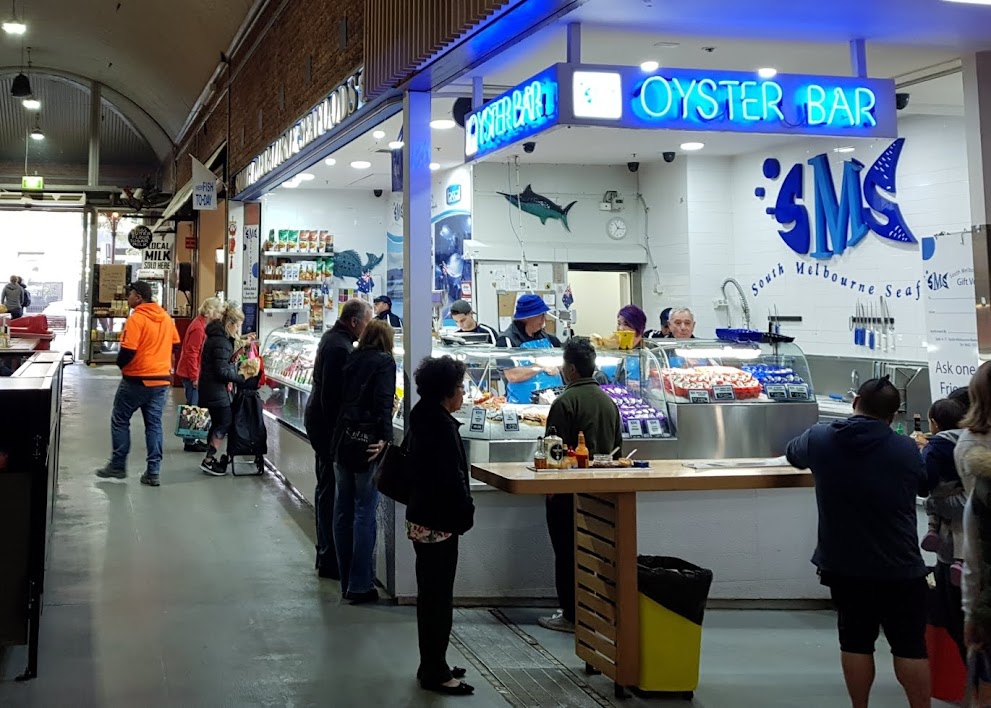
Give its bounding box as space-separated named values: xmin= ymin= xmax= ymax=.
xmin=895 ymin=92 xmax=910 ymax=111
xmin=523 ymin=141 xmax=536 ymax=154
xmin=627 ymin=161 xmax=640 ymax=173
xmin=662 ymin=152 xmax=676 ymax=163
xmin=373 ymin=189 xmax=383 ymax=198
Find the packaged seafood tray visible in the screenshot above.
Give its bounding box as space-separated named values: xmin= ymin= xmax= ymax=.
xmin=600 ymin=383 xmax=669 ymax=436
xmin=661 ymin=366 xmax=762 ymax=400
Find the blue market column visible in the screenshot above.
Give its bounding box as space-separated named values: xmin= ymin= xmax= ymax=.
xmin=402 ymin=90 xmax=433 ymax=414
xmin=963 ymin=53 xmax=991 ymax=356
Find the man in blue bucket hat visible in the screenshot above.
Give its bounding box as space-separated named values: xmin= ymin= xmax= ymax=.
xmin=496 ymin=293 xmax=563 ymax=404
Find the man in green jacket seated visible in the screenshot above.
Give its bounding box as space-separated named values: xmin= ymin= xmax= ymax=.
xmin=539 ymin=336 xmax=623 ymax=633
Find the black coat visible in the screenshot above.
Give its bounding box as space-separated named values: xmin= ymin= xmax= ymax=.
xmin=304 ymin=324 xmax=357 ymax=455
xmin=405 ymin=401 xmax=475 ymax=535
xmin=334 ymin=349 xmax=396 ymax=450
xmin=198 ymin=321 xmax=243 ymax=408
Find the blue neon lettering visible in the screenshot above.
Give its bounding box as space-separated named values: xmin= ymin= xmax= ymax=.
xmin=828 ymin=87 xmax=854 ymax=127
xmin=807 ymin=85 xmax=827 ymax=125
xmin=718 ymin=80 xmax=742 ymax=120
xmin=470 ymin=76 xmax=558 ymax=158
xmin=855 ymin=88 xmax=877 ymax=127
xmin=761 ymin=81 xmax=784 ymax=121
xmin=740 ymin=81 xmax=760 ymax=121
xmin=672 ymin=78 xmax=697 ymax=119
xmin=696 ymin=78 xmax=720 ymax=120
xmin=641 ymin=76 xmax=674 ymax=118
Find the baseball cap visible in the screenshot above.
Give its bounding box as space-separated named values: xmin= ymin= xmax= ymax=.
xmin=450 ymin=299 xmax=473 ymax=316
xmin=373 ymin=295 xmax=392 ymax=307
xmin=659 ymin=307 xmax=673 ymax=327
xmin=127 ymin=281 xmax=154 ymax=303
xmin=513 ymin=293 xmax=551 ymax=320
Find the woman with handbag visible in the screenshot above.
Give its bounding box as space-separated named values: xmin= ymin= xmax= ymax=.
xmin=405 ymin=356 xmax=475 ymax=696
xmin=333 ymin=318 xmax=396 ymax=604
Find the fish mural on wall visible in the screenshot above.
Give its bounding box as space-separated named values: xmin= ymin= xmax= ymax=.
xmin=499 ymin=185 xmax=577 ymax=232
xmin=334 ymin=250 xmax=384 ymax=279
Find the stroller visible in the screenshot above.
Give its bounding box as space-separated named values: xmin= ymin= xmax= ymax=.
xmin=228 ymin=342 xmax=269 ymax=476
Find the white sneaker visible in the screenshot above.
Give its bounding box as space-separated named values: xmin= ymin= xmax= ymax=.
xmin=538 ymin=611 xmax=575 ymax=633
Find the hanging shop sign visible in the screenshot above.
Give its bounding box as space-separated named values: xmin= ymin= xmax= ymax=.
xmin=465 ymin=65 xmax=560 ymax=161
xmin=142 ymin=233 xmax=175 ymax=273
xmin=464 ymin=63 xmax=897 ymax=161
xmin=128 ymin=225 xmax=153 ymax=249
xmin=234 ymin=67 xmax=364 ymax=195
xmin=192 ymin=157 xmax=217 ymax=211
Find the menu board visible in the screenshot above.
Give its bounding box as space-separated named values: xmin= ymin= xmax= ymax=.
xmin=98 ymin=264 xmax=127 ymax=303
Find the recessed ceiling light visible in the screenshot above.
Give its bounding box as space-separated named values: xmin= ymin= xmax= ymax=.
xmin=350 ymin=160 xmax=371 ymax=169
xmin=388 ymin=140 xmax=404 ymax=150
xmin=430 ymin=119 xmax=456 ymax=130
xmin=281 ymin=180 xmax=299 ymax=189
xmin=2 ymin=21 xmax=26 ymax=35
xmin=640 ymin=60 xmax=660 ymax=72
xmin=653 ymin=41 xmax=680 ymax=48
xmin=429 ymin=162 xmax=440 ymax=171
xmin=833 ymin=146 xmax=856 ymax=153
xmin=22 ymin=97 xmax=39 ymax=110
xmin=324 ymin=158 xmax=336 ymax=166
xmin=757 ymin=67 xmax=778 ymax=79
xmin=372 ymin=130 xmax=386 ymax=140
xmin=680 ymin=142 xmax=704 ymax=151
xmin=296 ymin=173 xmax=315 ymax=181
xmin=943 ymin=0 xmax=991 ymax=5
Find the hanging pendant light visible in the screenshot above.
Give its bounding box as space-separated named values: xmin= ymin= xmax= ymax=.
xmin=11 ymin=44 xmax=31 ymax=99
xmin=30 ymin=115 xmax=43 ymax=141
xmin=3 ymin=0 xmax=26 ymax=35
xmin=19 ymin=48 xmax=38 ymax=108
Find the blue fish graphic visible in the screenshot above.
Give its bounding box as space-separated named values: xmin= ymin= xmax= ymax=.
xmin=499 ymin=185 xmax=577 ymax=232
xmin=862 ymin=137 xmax=917 ymax=245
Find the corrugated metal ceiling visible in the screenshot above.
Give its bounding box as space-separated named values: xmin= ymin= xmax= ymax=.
xmin=0 ymin=72 xmax=157 ymax=168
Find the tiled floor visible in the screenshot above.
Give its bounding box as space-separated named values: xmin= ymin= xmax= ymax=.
xmin=0 ymin=365 xmax=960 ymax=707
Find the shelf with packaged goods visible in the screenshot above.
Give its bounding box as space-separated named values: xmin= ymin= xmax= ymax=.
xmin=266 ymin=371 xmax=313 ymax=393
xmin=261 ymin=307 xmax=310 ymax=313
xmin=263 ymin=251 xmax=333 ymax=258
xmin=262 ymin=280 xmax=323 ymax=287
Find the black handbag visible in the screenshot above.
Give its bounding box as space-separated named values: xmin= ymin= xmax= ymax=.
xmin=372 ymin=438 xmax=411 ymax=505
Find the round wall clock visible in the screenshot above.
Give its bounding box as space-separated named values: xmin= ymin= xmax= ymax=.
xmin=606 ymin=217 xmax=628 ymax=241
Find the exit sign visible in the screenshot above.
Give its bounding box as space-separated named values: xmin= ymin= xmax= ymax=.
xmin=21 ymin=175 xmax=43 ymax=190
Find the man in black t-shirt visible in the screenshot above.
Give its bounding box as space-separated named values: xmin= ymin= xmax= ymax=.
xmin=449 ymin=299 xmax=497 ymax=345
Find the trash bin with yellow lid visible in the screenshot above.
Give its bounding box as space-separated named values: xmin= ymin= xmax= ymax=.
xmin=637 ymin=556 xmax=713 ymax=698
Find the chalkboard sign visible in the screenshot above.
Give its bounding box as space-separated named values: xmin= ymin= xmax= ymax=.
xmin=128 ymin=225 xmax=153 ymax=249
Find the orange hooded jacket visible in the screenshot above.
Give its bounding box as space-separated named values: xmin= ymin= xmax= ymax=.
xmin=119 ymin=303 xmax=180 ymax=386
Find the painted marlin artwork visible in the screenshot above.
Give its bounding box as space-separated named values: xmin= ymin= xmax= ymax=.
xmin=334 ymin=250 xmax=384 ymax=279
xmin=499 ymin=185 xmax=577 ymax=232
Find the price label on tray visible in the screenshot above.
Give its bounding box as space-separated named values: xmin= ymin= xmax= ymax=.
xmin=787 ymin=384 xmax=811 ymax=400
xmin=688 ymin=389 xmax=711 ymax=404
xmin=469 ymin=407 xmax=487 ymax=433
xmin=765 ymin=384 xmax=788 ymax=400
xmin=712 ymin=385 xmax=735 ymax=401
xmin=627 ymin=419 xmax=644 ymax=437
xmin=646 ymin=418 xmax=664 ymax=437
xmin=503 ymin=408 xmax=520 ymax=433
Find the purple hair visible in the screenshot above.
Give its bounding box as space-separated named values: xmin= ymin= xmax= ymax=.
xmin=618 ymin=304 xmax=647 ymax=336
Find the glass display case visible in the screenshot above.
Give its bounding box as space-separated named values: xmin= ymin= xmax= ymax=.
xmin=643 ymin=338 xmax=819 ymax=459
xmin=260 ymin=328 xmax=319 ymax=433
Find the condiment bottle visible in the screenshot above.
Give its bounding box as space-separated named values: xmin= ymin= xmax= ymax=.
xmin=566 ymin=448 xmax=578 ymax=469
xmin=575 ymin=432 xmax=590 ymax=469
xmin=544 ymin=427 xmax=565 ymax=469
xmin=913 ymin=414 xmax=922 ymax=433
xmin=534 ymin=437 xmax=548 ymax=470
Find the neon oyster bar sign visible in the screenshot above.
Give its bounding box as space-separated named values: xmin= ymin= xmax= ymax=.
xmin=465 ymin=66 xmax=559 ymax=161
xmin=463 ymin=64 xmax=897 ymax=161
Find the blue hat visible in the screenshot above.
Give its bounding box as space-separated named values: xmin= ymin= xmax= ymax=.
xmin=514 ymin=293 xmax=550 ymax=320
xmin=659 ymin=307 xmax=673 ymax=326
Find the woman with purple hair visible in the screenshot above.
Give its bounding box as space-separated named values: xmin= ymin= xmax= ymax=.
xmin=617 ymin=304 xmax=647 ymax=348
xmin=595 ymin=305 xmax=649 ymax=387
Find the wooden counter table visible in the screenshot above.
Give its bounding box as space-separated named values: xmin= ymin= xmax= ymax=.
xmin=471 ymin=460 xmax=814 ymax=696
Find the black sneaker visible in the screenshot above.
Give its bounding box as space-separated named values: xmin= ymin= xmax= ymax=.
xmin=184 ymin=441 xmax=209 ymax=453
xmin=200 ymin=456 xmax=227 ymax=476
xmin=140 ymin=474 xmax=160 ymax=487
xmin=347 ymin=588 xmax=380 ymax=605
xmin=95 ymin=464 xmax=126 ymax=479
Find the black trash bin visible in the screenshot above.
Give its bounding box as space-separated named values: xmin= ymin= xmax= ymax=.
xmin=636 ymin=555 xmax=713 ymax=696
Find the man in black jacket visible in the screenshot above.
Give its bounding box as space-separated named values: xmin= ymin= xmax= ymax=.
xmin=786 ymin=377 xmax=932 ymax=708
xmin=374 ymin=295 xmax=403 ymax=328
xmin=304 ymin=298 xmax=373 ymax=578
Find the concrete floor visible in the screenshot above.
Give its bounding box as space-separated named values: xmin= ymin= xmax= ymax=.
xmin=0 ymin=365 xmax=961 ymax=707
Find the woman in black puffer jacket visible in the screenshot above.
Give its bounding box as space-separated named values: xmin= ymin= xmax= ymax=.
xmin=198 ymin=303 xmax=257 ymax=476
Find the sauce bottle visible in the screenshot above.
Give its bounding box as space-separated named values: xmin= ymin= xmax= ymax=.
xmin=544 ymin=427 xmax=565 ymax=469
xmin=566 ymin=448 xmax=578 ymax=469
xmin=575 ymin=432 xmax=590 ymax=469
xmin=534 ymin=437 xmax=548 ymax=470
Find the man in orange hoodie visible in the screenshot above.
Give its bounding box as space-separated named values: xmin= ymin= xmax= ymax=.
xmin=96 ymin=281 xmax=180 ymax=487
